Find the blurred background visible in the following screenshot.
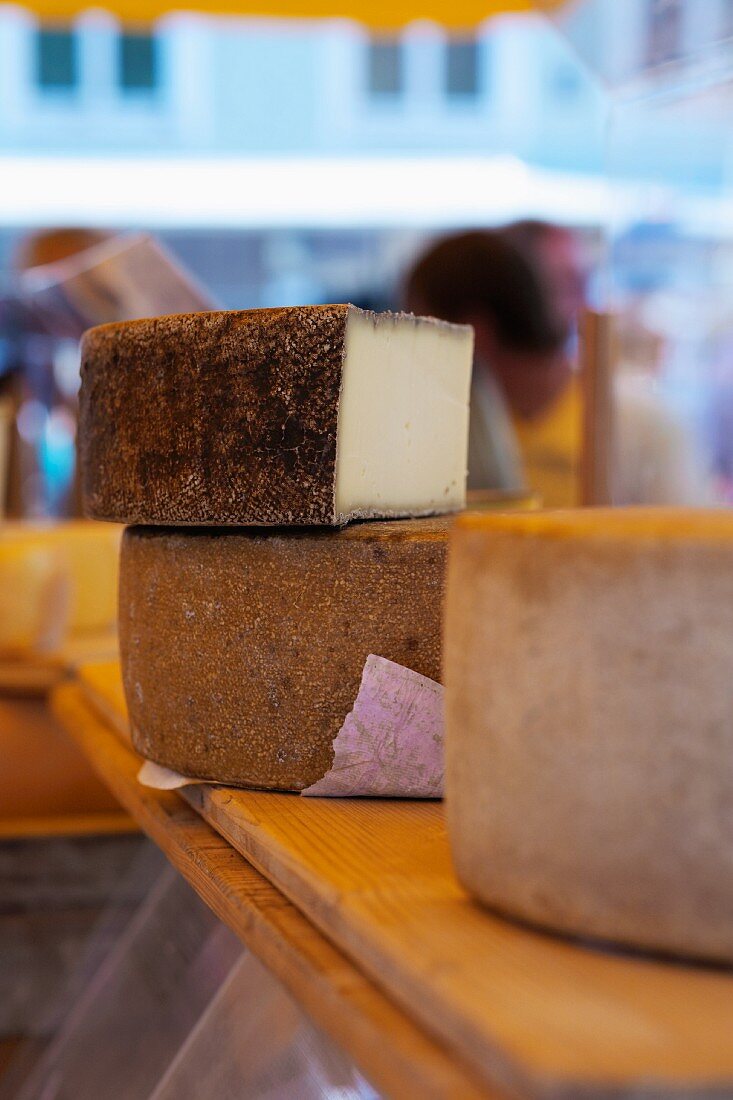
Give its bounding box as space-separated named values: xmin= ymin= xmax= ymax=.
xmin=2 ymin=0 xmax=733 ymax=513
xmin=2 ymin=5 xmax=733 ymax=1091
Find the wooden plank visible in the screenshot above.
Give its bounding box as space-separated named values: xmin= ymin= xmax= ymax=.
xmin=0 ymin=813 xmax=136 ymax=840
xmin=0 ymin=629 xmax=118 ymax=697
xmin=77 ymin=660 xmax=130 ymax=743
xmin=50 ymin=682 xmax=494 ymax=1100
xmin=184 ymin=787 xmax=733 ymax=1100
xmin=579 ymin=309 xmax=614 ymax=507
xmin=73 ymin=661 xmax=733 ymax=1099
xmin=0 ymin=637 xmax=132 ymax=835
xmin=0 ymin=696 xmax=125 ymax=822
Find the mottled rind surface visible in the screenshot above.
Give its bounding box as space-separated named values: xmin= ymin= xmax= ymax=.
xmin=445 ymin=508 xmax=733 ymax=964
xmin=120 ymin=519 xmax=448 ymax=790
xmin=80 ymin=304 xmax=466 ymax=526
xmin=80 ymin=305 xmax=348 ymax=526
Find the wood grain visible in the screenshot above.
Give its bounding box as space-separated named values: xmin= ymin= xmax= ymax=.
xmin=51 ymin=681 xmax=494 ymax=1100
xmin=579 ymin=310 xmax=614 ymax=507
xmin=74 ymin=661 xmax=733 ymax=1099
xmin=0 ymin=629 xmax=118 ymax=697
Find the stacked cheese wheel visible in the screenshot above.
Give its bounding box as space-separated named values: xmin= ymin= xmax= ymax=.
xmin=80 ymin=304 xmax=474 ymax=790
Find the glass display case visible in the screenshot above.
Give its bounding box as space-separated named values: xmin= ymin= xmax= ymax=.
xmin=541 ymin=0 xmax=733 ymax=502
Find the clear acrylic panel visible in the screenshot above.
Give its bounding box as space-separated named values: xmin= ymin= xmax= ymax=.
xmin=538 ymin=0 xmax=733 ymax=503
xmin=9 ymin=865 xmax=242 ymax=1100
xmin=150 ymin=949 xmax=380 ymax=1100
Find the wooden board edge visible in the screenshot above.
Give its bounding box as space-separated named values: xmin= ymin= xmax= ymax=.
xmin=0 ymin=811 xmax=138 ymax=839
xmin=77 ymin=669 xmax=131 ymax=745
xmin=0 ymin=665 xmax=65 ymax=697
xmin=182 ymin=783 xmax=542 ymax=1100
xmin=0 ymin=629 xmax=118 ymax=698
xmin=183 ymin=785 xmax=733 ymax=1100
xmin=50 ymin=682 xmax=498 ymax=1100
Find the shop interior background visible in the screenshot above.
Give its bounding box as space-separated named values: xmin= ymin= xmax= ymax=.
xmin=2 ymin=0 xmax=733 ymax=509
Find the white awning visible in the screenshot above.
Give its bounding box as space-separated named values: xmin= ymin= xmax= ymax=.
xmin=0 ymin=154 xmax=611 ymax=229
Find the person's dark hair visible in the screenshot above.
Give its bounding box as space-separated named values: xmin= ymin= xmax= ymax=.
xmin=498 ymin=218 xmax=558 ymax=254
xmin=404 ymin=229 xmax=566 ymax=355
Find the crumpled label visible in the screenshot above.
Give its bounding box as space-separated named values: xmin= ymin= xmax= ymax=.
xmin=301 ymin=655 xmax=443 ymax=798
xmin=137 ymin=654 xmax=444 ymax=799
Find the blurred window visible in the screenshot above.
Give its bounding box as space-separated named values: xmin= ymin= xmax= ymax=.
xmin=367 ymin=38 xmax=403 ymax=98
xmin=36 ymin=28 xmax=77 ymax=91
xmin=723 ymin=0 xmax=733 ymax=38
xmin=646 ymin=0 xmax=682 ymax=67
xmin=550 ymin=61 xmax=582 ymax=99
xmin=119 ymin=32 xmax=158 ymax=93
xmin=445 ymin=37 xmax=480 ymax=99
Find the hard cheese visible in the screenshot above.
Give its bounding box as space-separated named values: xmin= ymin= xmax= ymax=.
xmin=444 ymin=507 xmax=733 ymax=964
xmin=80 ymin=305 xmax=473 ymax=526
xmin=119 ymin=519 xmax=448 ymax=790
xmin=0 ymin=521 xmax=121 ymax=656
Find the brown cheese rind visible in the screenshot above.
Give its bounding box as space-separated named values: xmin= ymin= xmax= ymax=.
xmin=120 ymin=519 xmax=448 ymax=790
xmin=80 ymin=305 xmax=349 ymax=525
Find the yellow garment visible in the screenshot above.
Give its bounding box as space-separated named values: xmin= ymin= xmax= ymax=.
xmin=512 ymin=377 xmax=582 ymax=509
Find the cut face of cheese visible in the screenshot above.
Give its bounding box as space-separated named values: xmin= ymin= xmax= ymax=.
xmin=119 ymin=519 xmax=449 ymax=790
xmin=334 ymin=309 xmax=471 ymax=518
xmin=80 ymin=305 xmax=473 ymax=526
xmin=0 ymin=521 xmax=121 ymax=655
xmin=444 ymin=506 xmax=733 ymax=964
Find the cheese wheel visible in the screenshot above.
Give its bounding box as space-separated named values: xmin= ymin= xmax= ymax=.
xmin=80 ymin=305 xmax=473 ymax=527
xmin=0 ymin=521 xmax=121 ymax=655
xmin=444 ymin=508 xmax=733 ymax=963
xmin=119 ymin=519 xmax=448 ymax=790
xmin=0 ymin=542 xmax=68 ymax=656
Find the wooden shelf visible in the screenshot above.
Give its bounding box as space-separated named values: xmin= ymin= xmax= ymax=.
xmin=0 ymin=811 xmax=136 ymax=840
xmin=57 ymin=662 xmax=733 ymax=1100
xmin=0 ymin=635 xmax=133 ymax=836
xmin=51 ymin=680 xmax=492 ymax=1100
xmin=0 ymin=629 xmax=118 ymax=697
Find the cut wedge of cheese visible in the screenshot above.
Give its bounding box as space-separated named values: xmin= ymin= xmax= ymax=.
xmin=80 ymin=305 xmax=473 ymax=526
xmin=444 ymin=507 xmax=733 ymax=964
xmin=0 ymin=521 xmax=121 ymax=656
xmin=119 ymin=519 xmax=449 ymax=789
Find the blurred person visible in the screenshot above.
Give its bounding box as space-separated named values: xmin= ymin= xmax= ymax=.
xmin=406 ymin=229 xmax=573 ymax=503
xmin=500 ymin=218 xmax=588 ymax=337
xmin=405 ymin=229 xmax=716 ymax=507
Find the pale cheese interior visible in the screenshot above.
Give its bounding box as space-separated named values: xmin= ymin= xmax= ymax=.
xmin=334 ymin=308 xmax=473 ymax=519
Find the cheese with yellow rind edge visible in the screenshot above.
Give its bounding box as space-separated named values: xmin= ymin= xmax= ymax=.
xmin=0 ymin=521 xmax=121 ymax=654
xmin=445 ymin=506 xmax=733 ymax=964
xmin=119 ymin=518 xmax=448 ymax=791
xmin=457 ymin=505 xmax=733 ymax=539
xmin=0 ymin=543 xmax=69 ymax=656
